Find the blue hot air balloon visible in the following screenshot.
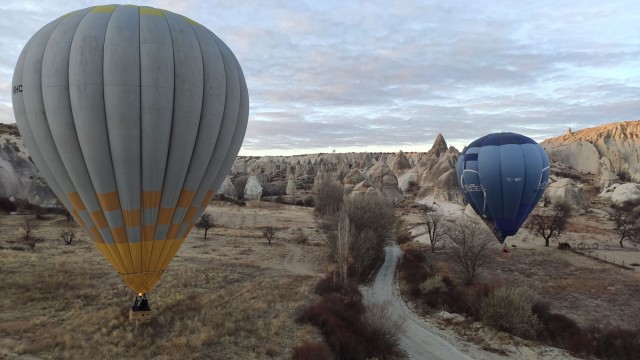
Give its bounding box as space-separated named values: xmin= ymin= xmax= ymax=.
xmin=456 ymin=133 xmax=550 ymax=243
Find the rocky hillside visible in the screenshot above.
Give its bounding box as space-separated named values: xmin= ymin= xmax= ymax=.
xmin=2 ymin=120 xmax=639 ymax=208
xmin=227 ymin=134 xmax=460 ymax=204
xmin=542 ymin=120 xmax=640 ymax=188
xmin=0 ymin=123 xmax=57 ymax=206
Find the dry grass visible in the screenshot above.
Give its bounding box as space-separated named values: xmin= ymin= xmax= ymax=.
xmin=0 ymin=205 xmax=325 ymax=359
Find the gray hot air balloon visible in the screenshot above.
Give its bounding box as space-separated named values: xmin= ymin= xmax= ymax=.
xmin=11 ymin=5 xmax=248 ymax=307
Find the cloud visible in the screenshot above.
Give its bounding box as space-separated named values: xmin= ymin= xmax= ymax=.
xmin=0 ymin=0 xmax=638 ymax=156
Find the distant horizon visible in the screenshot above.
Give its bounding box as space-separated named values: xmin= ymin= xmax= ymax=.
xmin=2 ymin=118 xmax=638 ymax=157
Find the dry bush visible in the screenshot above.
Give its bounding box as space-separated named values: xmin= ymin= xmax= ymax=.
xmin=398 ymin=246 xmax=430 ymax=298
xmin=292 ymin=340 xmax=334 ymax=360
xmin=292 ymin=229 xmax=308 ymax=245
xmin=313 ymin=176 xmax=344 ymax=216
xmin=481 ymin=287 xmax=542 ymax=339
xmin=420 ymin=274 xmax=446 ymax=294
xmin=394 ymin=216 xmax=412 ymax=245
xmin=532 ymin=301 xmax=583 ymax=349
xmin=591 ymin=326 xmax=640 ymax=360
xmin=298 ymin=278 xmax=406 ymax=360
xmin=362 ymin=301 xmax=406 ymax=357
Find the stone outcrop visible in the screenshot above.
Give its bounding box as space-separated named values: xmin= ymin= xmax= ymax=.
xmin=545 ymin=178 xmax=587 ymax=209
xmin=433 ymin=169 xmax=462 ymax=202
xmin=286 ymin=174 xmax=296 ymax=195
xmin=366 ymin=158 xmax=404 ymax=203
xmin=601 ymin=183 xmax=640 ymax=204
xmin=217 ymin=175 xmax=237 ymax=199
xmin=243 ymin=175 xmax=263 ymax=200
xmin=542 ymin=120 xmax=640 ymax=183
xmin=0 ymin=124 xmax=58 ymax=206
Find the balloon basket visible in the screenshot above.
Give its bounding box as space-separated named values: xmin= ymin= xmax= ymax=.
xmin=129 ymin=294 xmax=152 ymax=323
xmin=129 ymin=309 xmax=152 ymax=323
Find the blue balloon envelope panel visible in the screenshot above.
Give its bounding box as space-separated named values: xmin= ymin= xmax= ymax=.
xmin=456 ymin=133 xmax=550 ymax=243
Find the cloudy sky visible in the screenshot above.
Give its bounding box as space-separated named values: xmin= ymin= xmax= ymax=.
xmin=1 ymin=1 xmax=638 ymax=155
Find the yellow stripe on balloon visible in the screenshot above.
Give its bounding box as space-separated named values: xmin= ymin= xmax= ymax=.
xmin=97 ymin=192 xmax=121 ymax=212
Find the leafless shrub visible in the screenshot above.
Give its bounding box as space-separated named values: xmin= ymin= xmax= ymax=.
xmin=21 ymin=216 xmax=39 ymax=250
xmin=195 ymin=213 xmax=215 ymax=239
xmin=444 ymin=217 xmax=496 ymax=285
xmin=481 ymin=287 xmax=542 ymax=339
xmin=60 ymin=226 xmax=76 ymax=245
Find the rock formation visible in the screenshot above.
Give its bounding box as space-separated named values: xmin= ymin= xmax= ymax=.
xmin=0 ymin=124 xmax=57 ymax=206
xmin=243 ymin=175 xmax=263 ymax=200
xmin=601 ymin=183 xmax=640 ymax=204
xmin=542 ymin=120 xmax=640 ymax=184
xmin=217 ymin=175 xmax=237 ymax=199
xmin=545 ymin=178 xmax=587 ymax=209
xmin=390 ymin=150 xmax=412 ymax=173
xmin=367 ymin=158 xmax=404 ymax=203
xmin=417 ymin=135 xmax=460 ymax=199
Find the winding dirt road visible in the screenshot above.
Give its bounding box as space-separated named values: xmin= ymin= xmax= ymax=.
xmin=361 ymin=242 xmax=471 ymax=360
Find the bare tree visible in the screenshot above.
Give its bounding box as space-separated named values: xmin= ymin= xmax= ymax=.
xmin=524 ymin=201 xmax=572 ymax=247
xmin=444 ymin=217 xmax=496 ymax=285
xmin=336 ymin=208 xmax=351 ymax=286
xmin=262 ymin=226 xmax=277 ymax=245
xmin=610 ymin=200 xmax=640 ymax=248
xmin=420 ymin=207 xmax=445 ymax=252
xmin=21 ymin=216 xmax=39 ymax=250
xmin=195 ymin=213 xmax=215 ymax=239
xmin=318 ymin=193 xmax=395 ymax=282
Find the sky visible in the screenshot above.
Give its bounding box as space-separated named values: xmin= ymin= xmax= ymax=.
xmin=1 ymin=1 xmax=638 ymax=156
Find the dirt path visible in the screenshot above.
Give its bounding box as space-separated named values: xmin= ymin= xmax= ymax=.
xmin=361 ymin=242 xmax=472 ymax=360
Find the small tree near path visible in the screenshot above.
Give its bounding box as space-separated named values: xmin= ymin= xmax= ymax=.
xmin=262 ymin=226 xmax=277 ymax=245
xmin=444 ymin=217 xmax=496 ymax=285
xmin=524 ymin=201 xmax=572 ymax=247
xmin=420 ymin=206 xmax=445 ymax=253
xmin=195 ymin=213 xmax=215 ymax=239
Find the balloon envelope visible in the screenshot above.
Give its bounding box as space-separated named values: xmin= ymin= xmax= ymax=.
xmin=12 ymin=5 xmax=248 ymax=293
xmin=456 ymin=133 xmax=549 ymax=243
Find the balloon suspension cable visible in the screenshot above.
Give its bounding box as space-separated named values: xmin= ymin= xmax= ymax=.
xmin=132 ymin=293 xmax=150 ymax=312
